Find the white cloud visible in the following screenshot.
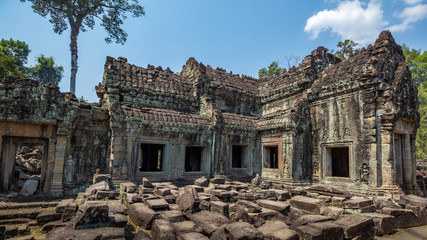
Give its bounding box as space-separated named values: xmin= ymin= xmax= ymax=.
xmin=305 ymin=0 xmax=388 ymax=45
xmin=403 ymin=0 xmax=423 ymax=5
xmin=389 ymin=3 xmax=427 ymax=31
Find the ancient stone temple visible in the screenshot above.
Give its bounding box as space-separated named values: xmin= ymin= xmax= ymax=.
xmin=0 ymin=31 xmax=420 ymax=197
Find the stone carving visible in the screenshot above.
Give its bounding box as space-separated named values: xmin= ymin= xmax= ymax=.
xmin=65 ymin=155 xmax=76 ymax=183
xmin=360 ymin=163 xmax=369 ymax=184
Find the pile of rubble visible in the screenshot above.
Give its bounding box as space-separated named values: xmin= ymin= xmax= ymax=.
xmin=12 ymin=146 xmax=42 ymax=196
xmin=36 ymin=174 xmax=427 ymax=240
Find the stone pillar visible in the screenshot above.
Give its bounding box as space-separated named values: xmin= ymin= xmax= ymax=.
xmin=51 ymin=135 xmax=66 ymax=196
xmin=403 ymin=134 xmax=413 ymax=187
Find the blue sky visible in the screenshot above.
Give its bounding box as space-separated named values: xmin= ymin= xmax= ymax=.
xmin=1 ymin=0 xmax=427 ymax=102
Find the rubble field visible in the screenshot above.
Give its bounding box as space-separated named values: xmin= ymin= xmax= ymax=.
xmin=1 ymin=173 xmax=427 ymax=240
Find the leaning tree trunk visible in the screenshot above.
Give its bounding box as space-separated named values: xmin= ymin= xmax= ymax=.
xmin=70 ymin=27 xmax=79 ymax=94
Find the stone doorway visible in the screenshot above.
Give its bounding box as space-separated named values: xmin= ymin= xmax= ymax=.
xmin=264 ymin=146 xmax=279 ymax=169
xmin=0 ymin=137 xmax=48 ymax=195
xmin=139 ymin=143 xmax=164 ymax=172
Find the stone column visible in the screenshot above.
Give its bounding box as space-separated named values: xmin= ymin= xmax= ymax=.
xmin=403 ymin=134 xmax=413 ymax=187
xmin=51 ymin=135 xmax=66 ymax=196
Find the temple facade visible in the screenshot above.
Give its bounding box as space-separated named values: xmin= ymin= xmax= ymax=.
xmin=0 ymin=31 xmax=420 ymax=196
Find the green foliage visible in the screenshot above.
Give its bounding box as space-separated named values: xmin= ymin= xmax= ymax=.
xmin=79 ymin=96 xmax=88 ymax=102
xmin=21 ymin=0 xmax=145 ymax=44
xmin=28 ymin=55 xmax=63 ymax=85
xmin=334 ymin=39 xmax=359 ymax=60
xmin=21 ymin=0 xmax=145 ymax=93
xmin=258 ymin=61 xmax=284 ymax=79
xmin=402 ymin=44 xmax=427 ymax=88
xmin=403 ymin=44 xmax=427 ymax=160
xmin=0 ymin=39 xmax=30 ymax=79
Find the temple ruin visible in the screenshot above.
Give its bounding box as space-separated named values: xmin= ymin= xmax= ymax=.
xmin=0 ymin=31 xmax=420 ymax=197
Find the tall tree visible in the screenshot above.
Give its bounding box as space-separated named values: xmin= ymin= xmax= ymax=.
xmin=334 ymin=39 xmax=359 ymax=60
xmin=21 ymin=0 xmax=145 ymax=94
xmin=258 ymin=61 xmax=284 ymax=79
xmin=0 ymin=39 xmax=30 ymax=79
xmin=28 ymin=55 xmax=64 ymax=85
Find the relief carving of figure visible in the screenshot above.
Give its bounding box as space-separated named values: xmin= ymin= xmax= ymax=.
xmin=360 ymin=163 xmax=369 ymax=184
xmin=64 ymin=155 xmax=75 ymax=183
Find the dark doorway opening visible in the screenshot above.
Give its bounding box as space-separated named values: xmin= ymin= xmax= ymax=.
xmin=264 ymin=146 xmax=279 ymax=168
xmin=331 ymin=147 xmax=349 ymax=177
xmin=185 ymin=146 xmax=202 ymax=172
xmin=139 ymin=143 xmax=164 ymax=172
xmin=232 ymin=145 xmax=244 ymax=168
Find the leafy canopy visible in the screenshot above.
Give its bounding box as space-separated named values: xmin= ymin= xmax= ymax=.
xmin=28 ymin=54 xmax=63 ymax=85
xmin=333 ymin=39 xmax=359 ymax=60
xmin=21 ymin=0 xmax=145 ymax=44
xmin=258 ymin=61 xmax=284 ymax=79
xmin=0 ymin=38 xmax=63 ymax=84
xmin=402 ymin=44 xmax=427 ymax=88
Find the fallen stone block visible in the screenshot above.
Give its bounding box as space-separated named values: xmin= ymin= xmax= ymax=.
xmin=95 ymin=190 xmax=117 ymax=200
xmin=93 ymin=173 xmax=111 ymax=184
xmin=108 ymin=213 xmax=128 ymax=227
xmin=274 ymin=189 xmax=291 ymax=200
xmin=128 ymin=203 xmax=159 ymax=229
xmin=151 ymin=219 xmax=176 ymax=240
xmin=139 ymin=186 xmax=154 ymax=194
xmin=177 ymin=187 xmax=199 ymax=213
xmin=146 ymin=198 xmax=169 ymax=210
xmin=41 ymin=220 xmax=66 ymax=232
xmin=74 ymin=202 xmax=109 ymax=229
xmin=120 ymin=182 xmax=137 ymax=193
xmin=334 ymin=214 xmax=374 ymax=239
xmin=194 ymin=176 xmax=209 ymax=187
xmin=210 ymin=177 xmax=226 ymax=184
xmin=381 ymin=207 xmax=419 ymax=228
xmin=289 ymin=195 xmax=325 ymax=214
xmin=230 ymin=205 xmax=255 ymax=224
xmin=133 ymin=229 xmax=152 ymax=240
xmin=159 ymin=210 xmax=183 ymax=222
xmin=178 ymin=232 xmax=209 ymax=240
xmin=361 ymin=213 xmax=396 ymax=236
xmin=290 ymin=215 xmax=334 ymax=229
xmin=45 ymin=227 xmax=102 ymax=240
xmin=37 ymin=209 xmax=60 ymax=225
xmin=187 ymin=210 xmax=229 ymax=236
xmin=256 ymin=199 xmax=290 ymax=214
xmin=257 ymin=220 xmax=289 ymax=236
xmin=307 ymin=185 xmax=352 ymax=198
xmin=143 ymin=177 xmax=154 ymax=188
xmin=85 ymin=181 xmax=110 ymax=196
xmin=343 ymin=197 xmax=373 ymax=208
xmin=155 ymin=188 xmax=172 ymax=196
xmin=19 ymin=179 xmax=38 ymax=196
xmin=210 ymin=201 xmax=229 ymax=218
xmin=249 ymin=207 xmax=286 ymax=222
xmin=295 ymin=222 xmax=344 ymax=240
xmin=225 ymin=222 xmax=264 ymax=240
xmin=320 ymin=206 xmax=344 ymax=219
xmin=236 ymin=200 xmax=262 ymax=213
xmin=172 ymin=221 xmax=202 ymax=235
xmin=398 ymin=194 xmax=427 ymax=209
xmin=55 ymin=199 xmax=74 ymax=214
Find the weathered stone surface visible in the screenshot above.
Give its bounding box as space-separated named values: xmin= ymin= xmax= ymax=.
xmin=19 ymin=179 xmax=38 ymax=196
xmin=158 ymin=210 xmax=183 ymax=223
xmin=146 ymin=198 xmax=169 ymax=210
xmin=178 ymin=232 xmax=209 ymax=240
xmin=210 ymin=201 xmax=229 ymax=218
xmin=361 ymin=213 xmax=396 ymax=236
xmin=225 ymin=222 xmax=264 ymax=240
xmin=295 ymin=222 xmax=344 ymax=240
xmin=194 ymin=176 xmax=208 ymax=187
xmin=74 ymin=202 xmax=109 ymax=229
xmin=187 ymin=210 xmax=229 ymax=236
xmin=236 ymin=200 xmax=262 ymax=213
xmin=290 ymin=215 xmax=334 ymax=229
xmin=41 ymin=220 xmax=67 ymax=232
xmin=290 ymin=196 xmax=324 ymax=214
xmin=381 ymin=207 xmax=419 ymax=228
xmin=151 ymin=219 xmax=176 ymax=240
xmin=320 ymin=206 xmax=344 ymax=219
xmin=120 ymin=182 xmax=137 ymax=193
xmin=307 ymin=185 xmax=352 ymax=198
xmin=85 ymin=181 xmax=110 ymax=196
xmin=128 ymin=203 xmax=159 ymax=229
xmin=343 ymin=197 xmax=374 ymax=209
xmin=257 ymin=221 xmax=289 ymax=236
xmin=256 ymin=199 xmax=290 ymax=214
xmin=45 ymin=227 xmax=102 ymax=240
xmin=334 ymin=214 xmax=374 ymax=239
xmin=93 ymin=174 xmax=111 ymax=184
xmin=133 ymin=230 xmax=152 ymax=240
xmin=177 ymin=187 xmax=199 ymax=213
xmin=143 ymin=178 xmax=154 ymax=188
xmin=172 ymin=221 xmax=202 ymax=235
xmin=398 ymin=195 xmax=427 ymax=209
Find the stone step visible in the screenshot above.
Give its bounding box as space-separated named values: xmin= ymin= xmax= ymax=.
xmin=0 ymin=207 xmax=56 ymax=220
xmin=0 ymin=218 xmax=30 ymax=225
xmin=4 ymin=224 xmax=30 ymax=238
xmin=0 ymin=200 xmax=60 ymax=210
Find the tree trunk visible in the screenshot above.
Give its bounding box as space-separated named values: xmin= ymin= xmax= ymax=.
xmin=70 ymin=26 xmax=79 ymax=94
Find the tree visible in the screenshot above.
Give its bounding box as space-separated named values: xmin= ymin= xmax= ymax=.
xmin=402 ymin=44 xmax=427 ymax=160
xmin=28 ymin=55 xmax=63 ymax=85
xmin=21 ymin=0 xmax=145 ymax=94
xmin=333 ymin=39 xmax=359 ymax=60
xmin=0 ymin=39 xmax=30 ymax=79
xmin=258 ymin=61 xmax=284 ymax=79
xmin=402 ymin=44 xmax=427 ymax=88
